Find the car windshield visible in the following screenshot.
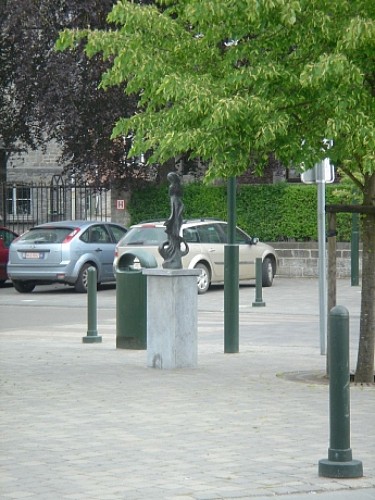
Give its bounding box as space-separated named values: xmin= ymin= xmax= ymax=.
xmin=120 ymin=226 xmax=166 ymax=246
xmin=19 ymin=227 xmax=73 ymax=244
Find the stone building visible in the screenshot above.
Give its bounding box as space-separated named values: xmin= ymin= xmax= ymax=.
xmin=2 ymin=143 xmax=118 ymax=233
xmin=6 ymin=141 xmax=63 ymax=183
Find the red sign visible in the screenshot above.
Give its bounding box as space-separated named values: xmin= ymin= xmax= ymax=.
xmin=116 ymin=199 xmax=125 ymax=210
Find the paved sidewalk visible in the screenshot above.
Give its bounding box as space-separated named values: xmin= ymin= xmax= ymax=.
xmin=1 ymin=278 xmax=374 ymax=499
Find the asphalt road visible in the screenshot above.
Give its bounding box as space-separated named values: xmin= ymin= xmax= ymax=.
xmin=0 ymin=276 xmax=362 ymax=360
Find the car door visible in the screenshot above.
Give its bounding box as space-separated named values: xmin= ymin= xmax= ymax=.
xmin=181 ymin=226 xmax=202 ymax=265
xmin=196 ymin=223 xmax=226 ymax=281
xmin=217 ymin=223 xmax=255 ymax=280
xmin=87 ymin=224 xmax=115 ymax=281
xmin=236 ymin=226 xmax=256 ymax=279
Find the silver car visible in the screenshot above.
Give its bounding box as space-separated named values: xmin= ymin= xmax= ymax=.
xmin=114 ymin=219 xmax=277 ymax=294
xmin=8 ymin=220 xmax=128 ymax=293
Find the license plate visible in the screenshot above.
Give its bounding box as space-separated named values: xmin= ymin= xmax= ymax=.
xmin=24 ymin=252 xmax=44 ymax=259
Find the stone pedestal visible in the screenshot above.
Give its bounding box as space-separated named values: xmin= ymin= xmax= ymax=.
xmin=144 ymin=269 xmax=199 ymax=369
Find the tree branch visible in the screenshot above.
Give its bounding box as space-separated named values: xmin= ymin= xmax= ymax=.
xmin=339 ymin=163 xmax=365 ymax=193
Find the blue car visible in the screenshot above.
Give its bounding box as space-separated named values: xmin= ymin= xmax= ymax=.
xmin=8 ymin=220 xmax=127 ymax=293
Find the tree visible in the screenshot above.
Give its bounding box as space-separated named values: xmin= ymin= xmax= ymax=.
xmin=0 ymin=0 xmax=156 ymax=187
xmin=57 ymin=0 xmax=375 ymax=382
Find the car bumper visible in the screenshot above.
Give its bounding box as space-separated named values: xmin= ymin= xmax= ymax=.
xmin=7 ymin=264 xmax=75 ymax=283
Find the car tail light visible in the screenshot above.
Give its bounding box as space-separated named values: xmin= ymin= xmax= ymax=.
xmin=62 ymin=228 xmax=80 ymax=244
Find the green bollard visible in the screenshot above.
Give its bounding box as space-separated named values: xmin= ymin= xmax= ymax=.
xmin=318 ymin=305 xmax=362 ymax=478
xmin=82 ymin=266 xmax=102 ymax=343
xmin=252 ymin=257 xmax=265 ymax=307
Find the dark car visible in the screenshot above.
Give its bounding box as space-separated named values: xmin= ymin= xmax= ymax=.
xmin=8 ymin=220 xmax=127 ymax=293
xmin=0 ymin=226 xmax=19 ymax=286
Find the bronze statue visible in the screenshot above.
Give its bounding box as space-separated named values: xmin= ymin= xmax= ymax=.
xmin=158 ymin=172 xmax=189 ymax=269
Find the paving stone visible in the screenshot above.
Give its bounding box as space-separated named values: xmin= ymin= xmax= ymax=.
xmin=0 ymin=278 xmax=374 ymax=500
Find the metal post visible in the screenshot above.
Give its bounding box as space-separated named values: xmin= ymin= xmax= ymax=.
xmin=82 ymin=267 xmax=102 ymax=343
xmin=326 ymin=212 xmax=337 ymax=377
xmin=224 ymin=244 xmax=239 ymax=353
xmin=252 ymin=258 xmax=265 ymax=307
xmin=327 ymin=213 xmax=337 ymax=314
xmin=318 ymin=306 xmax=363 ymax=478
xmin=317 ymin=162 xmax=327 ymax=355
xmin=351 ymin=212 xmax=360 ymax=286
xmin=224 ymin=176 xmax=239 ymax=353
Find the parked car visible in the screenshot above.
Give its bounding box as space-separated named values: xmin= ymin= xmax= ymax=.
xmin=8 ymin=220 xmax=128 ymax=293
xmin=114 ymin=219 xmax=277 ymax=294
xmin=0 ymin=226 xmax=19 ymax=286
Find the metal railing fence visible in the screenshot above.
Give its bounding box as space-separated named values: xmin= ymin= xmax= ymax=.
xmin=1 ymin=178 xmax=111 ymax=234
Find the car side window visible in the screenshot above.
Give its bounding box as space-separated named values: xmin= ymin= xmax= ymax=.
xmin=217 ymin=224 xmax=250 ymax=244
xmin=83 ymin=226 xmax=111 ymax=244
xmin=183 ymin=227 xmax=199 ymax=243
xmin=234 ymin=227 xmax=250 ymax=244
xmin=110 ymin=225 xmax=127 ymax=243
xmin=197 ymin=224 xmax=223 ymax=244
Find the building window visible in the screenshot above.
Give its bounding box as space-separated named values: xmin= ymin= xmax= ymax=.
xmin=7 ymin=187 xmax=32 ymax=216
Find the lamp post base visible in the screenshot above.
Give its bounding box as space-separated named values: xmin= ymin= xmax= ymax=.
xmin=82 ymin=335 xmax=102 ymax=343
xmin=318 ymin=458 xmax=363 ymax=478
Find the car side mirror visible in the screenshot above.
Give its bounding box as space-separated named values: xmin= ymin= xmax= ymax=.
xmin=250 ymin=237 xmax=259 ymax=245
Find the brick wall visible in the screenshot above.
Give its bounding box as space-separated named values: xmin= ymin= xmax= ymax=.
xmin=272 ymin=242 xmax=362 ymax=278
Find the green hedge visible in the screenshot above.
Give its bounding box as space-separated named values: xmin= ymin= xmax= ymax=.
xmin=128 ymin=182 xmax=354 ymax=242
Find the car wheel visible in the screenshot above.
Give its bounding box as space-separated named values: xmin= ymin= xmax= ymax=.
xmin=262 ymin=257 xmax=274 ymax=287
xmin=75 ymin=263 xmax=95 ymax=293
xmin=195 ymin=262 xmax=210 ymax=294
xmin=12 ymin=280 xmax=36 ymax=293
xmin=0 ymin=280 xmax=5 ymax=287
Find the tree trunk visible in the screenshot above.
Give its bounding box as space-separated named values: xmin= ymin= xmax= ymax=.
xmin=355 ymin=173 xmax=375 ymax=384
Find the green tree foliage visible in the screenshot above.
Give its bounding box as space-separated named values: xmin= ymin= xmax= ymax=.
xmin=57 ymin=1 xmax=374 ymax=179
xmin=57 ymin=0 xmax=375 ymax=382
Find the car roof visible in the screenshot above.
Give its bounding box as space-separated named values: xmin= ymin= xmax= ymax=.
xmin=33 ymin=220 xmax=122 ymax=229
xmin=134 ymin=218 xmax=225 ymax=227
